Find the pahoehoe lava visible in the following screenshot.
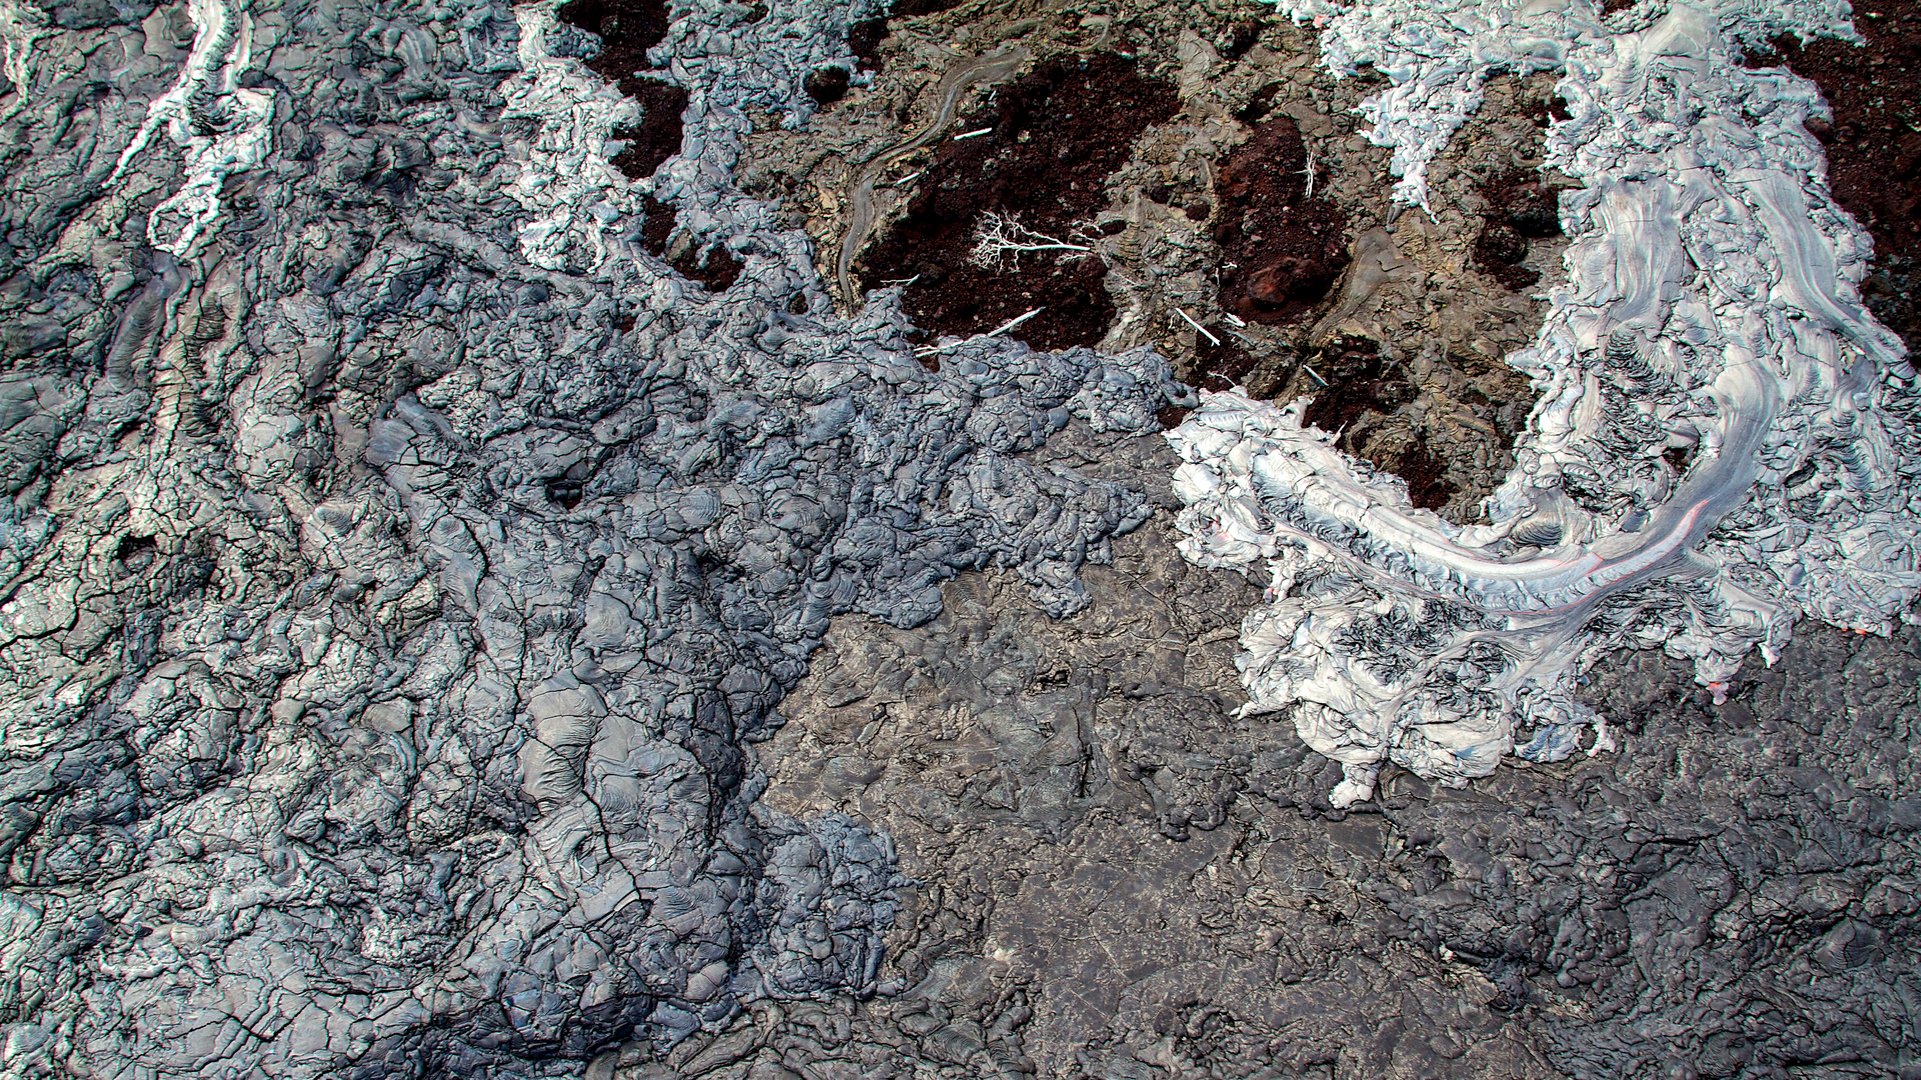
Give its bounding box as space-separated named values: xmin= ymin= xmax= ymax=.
xmin=1 ymin=0 xmax=1917 ymax=1078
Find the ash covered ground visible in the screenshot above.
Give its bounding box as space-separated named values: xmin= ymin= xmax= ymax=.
xmin=0 ymin=0 xmax=1918 ymax=1078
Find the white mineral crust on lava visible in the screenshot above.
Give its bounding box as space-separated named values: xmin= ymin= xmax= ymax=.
xmin=0 ymin=0 xmax=47 ymax=110
xmin=1171 ymin=0 xmax=1921 ymax=806
xmin=501 ymin=3 xmax=643 ymax=273
xmin=110 ymin=0 xmax=276 ymax=259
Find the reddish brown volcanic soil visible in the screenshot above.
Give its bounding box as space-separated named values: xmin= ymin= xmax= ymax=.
xmin=1212 ymin=115 xmax=1350 ymax=327
xmin=639 ymin=196 xmax=742 ymax=292
xmin=609 ymin=81 xmax=689 ymax=182
xmin=555 ymin=0 xmax=731 ymax=285
xmin=1297 ymin=336 xmax=1459 ymax=510
xmin=856 ymin=54 xmax=1179 ymax=352
xmin=556 ymin=0 xmax=670 ymax=85
xmin=1472 ymin=167 xmax=1562 ymax=292
xmin=1751 ymin=5 xmax=1921 ymax=352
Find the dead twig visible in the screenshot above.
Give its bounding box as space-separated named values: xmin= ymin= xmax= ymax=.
xmin=968 ymin=211 xmax=1094 ymax=270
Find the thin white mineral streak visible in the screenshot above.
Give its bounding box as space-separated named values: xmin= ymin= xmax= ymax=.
xmin=110 ymin=0 xmax=275 ymax=259
xmin=1170 ymin=0 xmax=1921 ymax=806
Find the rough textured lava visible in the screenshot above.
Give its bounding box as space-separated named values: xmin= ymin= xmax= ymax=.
xmin=0 ymin=0 xmax=1916 ymax=1078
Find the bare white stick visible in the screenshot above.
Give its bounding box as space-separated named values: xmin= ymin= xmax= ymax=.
xmin=913 ymin=307 xmax=1045 ymax=356
xmin=954 ymin=126 xmax=993 ymax=140
xmin=981 ymin=306 xmax=1044 ymax=337
xmin=1175 ymin=307 xmax=1221 ymax=346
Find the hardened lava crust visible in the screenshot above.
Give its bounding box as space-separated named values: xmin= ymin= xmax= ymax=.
xmin=0 ymin=1 xmax=1916 ymax=1079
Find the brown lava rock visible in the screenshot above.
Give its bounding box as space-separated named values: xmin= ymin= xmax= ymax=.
xmin=857 ymin=53 xmax=1180 ymax=352
xmin=1219 ymin=18 xmax=1264 ymax=61
xmin=1748 ymin=9 xmax=1921 ymax=352
xmin=847 ymin=0 xmax=967 ymax=75
xmin=1214 ymin=116 xmax=1350 ymax=325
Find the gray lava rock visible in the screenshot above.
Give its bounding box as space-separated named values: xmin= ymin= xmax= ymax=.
xmin=0 ymin=0 xmax=1179 ymax=1076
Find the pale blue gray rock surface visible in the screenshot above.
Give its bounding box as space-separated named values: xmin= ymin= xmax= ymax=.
xmin=0 ymin=0 xmax=1177 ymax=1075
xmin=0 ymin=0 xmax=1916 ymax=1077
